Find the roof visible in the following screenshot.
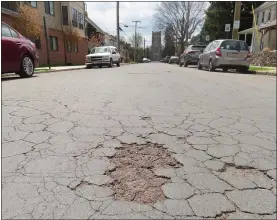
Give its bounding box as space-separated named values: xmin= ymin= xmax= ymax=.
xmin=85 ymin=17 xmax=104 ymax=34
xmin=255 ymin=2 xmax=276 ymax=12
xmin=238 ymin=27 xmax=255 ymax=35
xmin=259 ymin=19 xmax=277 ymax=30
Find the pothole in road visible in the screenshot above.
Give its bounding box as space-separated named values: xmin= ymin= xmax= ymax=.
xmin=107 ymin=143 xmax=182 ymax=204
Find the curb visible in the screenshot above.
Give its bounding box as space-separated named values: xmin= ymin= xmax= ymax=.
xmin=35 ymin=63 xmax=132 ymax=74
xmin=35 ymin=67 xmax=85 ymax=74
xmin=251 ymin=71 xmax=276 ymax=76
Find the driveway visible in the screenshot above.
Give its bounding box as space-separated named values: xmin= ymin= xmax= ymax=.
xmin=2 ymin=63 xmax=276 ymax=219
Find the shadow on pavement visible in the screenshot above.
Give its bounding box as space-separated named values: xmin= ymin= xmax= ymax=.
xmin=1 ymin=75 xmax=38 ymax=81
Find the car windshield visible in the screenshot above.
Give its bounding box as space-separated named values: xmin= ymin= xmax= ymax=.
xmin=191 ymin=46 xmax=206 ymax=51
xmin=220 ymin=40 xmax=248 ymax=51
xmin=91 ymin=47 xmax=109 ymax=54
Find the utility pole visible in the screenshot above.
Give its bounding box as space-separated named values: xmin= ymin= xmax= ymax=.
xmin=132 ymin=20 xmax=140 ymax=63
xmin=144 ymin=38 xmax=145 ymax=57
xmin=116 ymin=1 xmax=120 ymax=53
xmin=232 ymin=1 xmax=241 ymax=40
xmin=185 ymin=1 xmax=190 ymax=50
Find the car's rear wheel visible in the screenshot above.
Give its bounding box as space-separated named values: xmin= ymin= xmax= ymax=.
xmin=86 ymin=65 xmax=92 ymax=69
xmin=108 ymin=59 xmax=113 ymax=68
xmin=18 ymin=55 xmax=34 ymax=78
xmin=236 ymin=67 xmax=248 ymax=73
xmin=179 ymin=62 xmax=183 ymax=67
xmin=98 ymin=65 xmax=102 ymax=68
xmin=208 ymin=60 xmax=215 ymax=72
xmin=184 ymin=61 xmax=188 ymax=67
xmin=116 ymin=61 xmax=120 ymax=67
xmin=197 ymin=62 xmax=202 ymax=70
xmin=223 ymin=68 xmax=228 ymax=72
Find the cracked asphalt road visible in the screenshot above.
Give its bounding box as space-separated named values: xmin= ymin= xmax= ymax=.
xmin=2 ymin=63 xmax=276 ymax=219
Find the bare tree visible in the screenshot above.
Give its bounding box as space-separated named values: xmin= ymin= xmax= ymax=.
xmin=129 ymin=33 xmax=143 ymax=49
xmin=154 ymin=2 xmax=207 ymax=52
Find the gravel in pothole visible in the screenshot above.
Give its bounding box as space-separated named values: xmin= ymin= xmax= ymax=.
xmin=109 ymin=143 xmax=182 ymax=204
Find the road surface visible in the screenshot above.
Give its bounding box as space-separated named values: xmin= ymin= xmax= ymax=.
xmin=2 ymin=63 xmax=276 ymax=219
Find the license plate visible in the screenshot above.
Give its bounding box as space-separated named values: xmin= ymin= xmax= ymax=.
xmin=92 ymin=61 xmax=100 ymax=64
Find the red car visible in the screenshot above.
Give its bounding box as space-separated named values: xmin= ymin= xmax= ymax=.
xmin=1 ymin=22 xmax=39 ymax=77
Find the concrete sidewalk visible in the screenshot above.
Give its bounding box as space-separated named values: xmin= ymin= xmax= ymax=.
xmin=35 ymin=63 xmax=131 ymax=73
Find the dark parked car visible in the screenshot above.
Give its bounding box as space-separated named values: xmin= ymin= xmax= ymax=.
xmin=164 ymin=56 xmax=171 ymax=63
xmin=1 ymin=22 xmax=39 ymax=77
xmin=169 ymin=56 xmax=179 ymax=64
xmin=179 ymin=45 xmax=206 ymax=67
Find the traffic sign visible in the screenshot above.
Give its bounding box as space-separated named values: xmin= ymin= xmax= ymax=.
xmin=233 ymin=20 xmax=240 ymax=29
xmin=225 ymin=24 xmax=231 ymax=32
xmin=205 ymin=35 xmax=210 ymax=41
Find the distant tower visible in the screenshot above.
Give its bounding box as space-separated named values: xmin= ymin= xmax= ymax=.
xmin=151 ymin=31 xmax=161 ymax=61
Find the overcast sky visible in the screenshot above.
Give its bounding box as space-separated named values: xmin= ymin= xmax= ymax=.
xmin=86 ymin=2 xmax=158 ymax=46
xmin=86 ymin=2 xmax=208 ymax=47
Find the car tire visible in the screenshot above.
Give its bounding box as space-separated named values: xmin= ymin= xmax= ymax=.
xmin=116 ymin=61 xmax=120 ymax=67
xmin=108 ymin=59 xmax=113 ymax=68
xmin=98 ymin=65 xmax=102 ymax=68
xmin=169 ymin=61 xmax=171 ymax=64
xmin=179 ymin=63 xmax=183 ymax=67
xmin=208 ymin=60 xmax=215 ymax=72
xmin=223 ymin=68 xmax=228 ymax=72
xmin=236 ymin=67 xmax=248 ymax=73
xmin=197 ymin=62 xmax=202 ymax=70
xmin=184 ymin=61 xmax=188 ymax=67
xmin=86 ymin=65 xmax=92 ymax=69
xmin=18 ymin=55 xmax=34 ymax=78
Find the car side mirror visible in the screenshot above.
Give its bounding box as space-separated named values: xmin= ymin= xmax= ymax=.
xmin=112 ymin=51 xmax=116 ymax=54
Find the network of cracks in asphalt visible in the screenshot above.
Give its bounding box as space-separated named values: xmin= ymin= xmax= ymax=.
xmin=106 ymin=142 xmax=182 ymax=204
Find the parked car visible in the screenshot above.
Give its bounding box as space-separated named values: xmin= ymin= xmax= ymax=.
xmin=1 ymin=22 xmax=39 ymax=77
xmin=142 ymin=58 xmax=151 ymax=63
xmin=179 ymin=45 xmax=206 ymax=67
xmin=164 ymin=56 xmax=171 ymax=63
xmin=198 ymin=39 xmax=251 ymax=73
xmin=85 ymin=46 xmax=121 ymax=68
xmin=169 ymin=56 xmax=179 ymax=64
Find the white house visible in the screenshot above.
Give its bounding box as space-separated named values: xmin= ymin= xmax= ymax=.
xmin=240 ymin=2 xmax=277 ymax=52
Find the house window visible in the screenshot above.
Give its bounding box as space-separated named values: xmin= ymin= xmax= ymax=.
xmin=2 ymin=1 xmax=19 ymax=12
xmin=67 ymin=41 xmax=71 ymax=52
xmin=73 ymin=42 xmax=78 ymax=52
xmin=78 ymin=12 xmax=84 ymax=30
xmin=62 ymin=6 xmax=68 ymax=25
xmin=71 ymin=8 xmax=78 ymax=27
xmin=49 ymin=36 xmax=58 ymax=51
xmin=45 ymin=1 xmax=54 ymax=16
xmin=268 ymin=9 xmax=271 ymax=21
xmin=67 ymin=42 xmax=78 ymax=52
xmin=262 ymin=11 xmax=265 ymax=23
xmin=25 ymin=1 xmax=37 ymax=8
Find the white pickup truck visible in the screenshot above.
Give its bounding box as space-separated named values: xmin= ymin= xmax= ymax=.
xmin=85 ymin=46 xmax=121 ymax=68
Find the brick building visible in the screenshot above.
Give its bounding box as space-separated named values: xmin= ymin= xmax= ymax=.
xmin=1 ymin=1 xmax=88 ymax=65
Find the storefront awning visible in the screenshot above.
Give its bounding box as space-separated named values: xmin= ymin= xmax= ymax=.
xmin=238 ymin=27 xmax=255 ymax=35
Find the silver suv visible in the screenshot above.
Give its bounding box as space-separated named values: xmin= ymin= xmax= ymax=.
xmin=198 ymin=39 xmax=251 ymax=73
xmin=85 ymin=46 xmax=121 ymax=68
